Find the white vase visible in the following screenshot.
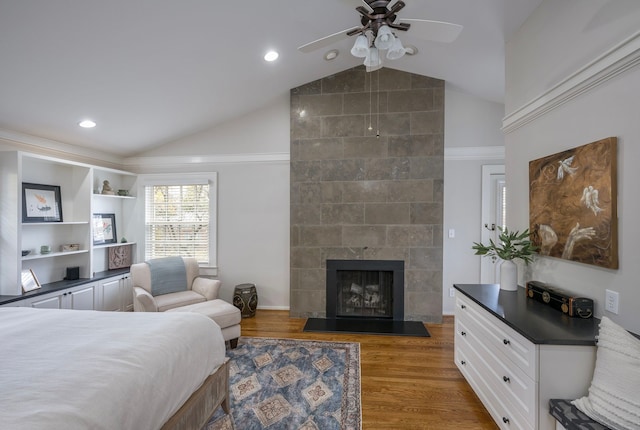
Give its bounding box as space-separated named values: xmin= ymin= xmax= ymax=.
xmin=499 ymin=259 xmax=518 ymax=291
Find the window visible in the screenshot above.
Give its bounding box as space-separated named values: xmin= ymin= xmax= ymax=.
xmin=144 ymin=178 xmax=215 ymax=265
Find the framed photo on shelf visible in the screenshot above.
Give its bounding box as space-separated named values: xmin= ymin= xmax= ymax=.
xmin=93 ymin=213 xmax=117 ymax=245
xmin=21 ymin=269 xmax=41 ymax=293
xmin=22 ymin=183 xmax=63 ymax=222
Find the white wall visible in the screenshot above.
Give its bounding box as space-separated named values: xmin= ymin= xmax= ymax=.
xmin=442 ymin=85 xmax=505 ymax=314
xmin=127 ymin=97 xmax=291 ymax=309
xmin=505 ymin=0 xmax=640 ymax=333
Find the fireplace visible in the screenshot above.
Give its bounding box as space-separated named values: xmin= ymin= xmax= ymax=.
xmin=326 ymin=259 xmax=404 ymax=321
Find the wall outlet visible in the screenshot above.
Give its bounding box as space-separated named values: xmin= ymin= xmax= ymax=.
xmin=605 ymin=289 xmax=619 ymax=314
xmin=449 ymin=288 xmax=455 ymax=298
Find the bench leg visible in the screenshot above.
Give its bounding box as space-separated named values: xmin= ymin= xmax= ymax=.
xmin=229 ymin=338 xmax=239 ymax=349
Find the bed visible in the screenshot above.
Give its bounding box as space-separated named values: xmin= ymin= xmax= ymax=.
xmin=0 ymin=307 xmax=229 ymax=430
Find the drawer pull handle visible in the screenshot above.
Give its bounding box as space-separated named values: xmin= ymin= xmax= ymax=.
xmin=502 ymin=417 xmax=510 ymax=424
xmin=461 ymin=331 xmax=466 ymax=336
xmin=460 ymin=360 xmax=466 ymax=365
xmin=503 ymin=376 xmax=510 ymax=383
xmin=503 ymin=339 xmax=510 ymax=345
xmin=461 ymin=304 xmax=466 ymax=309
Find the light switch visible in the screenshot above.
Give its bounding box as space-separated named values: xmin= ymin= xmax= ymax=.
xmin=448 ymin=228 xmax=455 ymax=238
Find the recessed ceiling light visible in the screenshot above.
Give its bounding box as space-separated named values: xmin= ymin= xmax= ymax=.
xmin=404 ymin=45 xmax=418 ymax=56
xmin=78 ymin=119 xmax=96 ymax=128
xmin=324 ymin=49 xmax=339 ymax=61
xmin=264 ymin=50 xmax=279 ymax=62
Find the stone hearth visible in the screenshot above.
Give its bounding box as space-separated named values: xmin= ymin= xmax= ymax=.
xmin=289 ymin=66 xmax=443 ymax=323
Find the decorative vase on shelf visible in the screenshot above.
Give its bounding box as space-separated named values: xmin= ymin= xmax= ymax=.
xmin=499 ymin=259 xmax=518 ymax=291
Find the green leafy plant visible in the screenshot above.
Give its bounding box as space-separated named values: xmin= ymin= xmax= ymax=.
xmin=472 ymin=226 xmax=538 ymax=264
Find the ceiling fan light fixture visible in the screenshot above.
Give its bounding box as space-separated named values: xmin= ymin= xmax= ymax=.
xmin=363 ymin=46 xmax=382 ymax=68
xmin=386 ymin=37 xmax=406 ymax=60
xmin=374 ymin=25 xmax=395 ymax=50
xmin=350 ymin=34 xmax=369 ymax=58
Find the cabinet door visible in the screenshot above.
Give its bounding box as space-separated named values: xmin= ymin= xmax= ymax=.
xmin=68 ymin=286 xmax=96 ymax=310
xmin=30 ymin=294 xmax=63 ymax=309
xmin=121 ymin=275 xmax=133 ymax=312
xmin=101 ymin=278 xmax=123 ymax=312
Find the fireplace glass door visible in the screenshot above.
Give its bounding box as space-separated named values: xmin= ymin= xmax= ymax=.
xmin=336 ymin=269 xmax=394 ymax=318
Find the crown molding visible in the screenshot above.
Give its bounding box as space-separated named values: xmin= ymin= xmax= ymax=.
xmin=123 ymin=152 xmax=290 ymax=172
xmin=444 ymin=146 xmax=504 ymax=161
xmin=503 ymin=30 xmax=640 ymax=134
xmin=0 ymin=128 xmax=124 ymax=169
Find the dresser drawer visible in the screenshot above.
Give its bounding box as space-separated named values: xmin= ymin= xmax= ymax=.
xmin=457 ymin=295 xmax=537 ymax=379
xmin=457 ymin=317 xmax=537 ymax=424
xmin=456 ymin=334 xmax=534 ymax=430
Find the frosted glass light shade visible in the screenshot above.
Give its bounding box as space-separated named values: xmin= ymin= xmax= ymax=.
xmin=386 ymin=37 xmax=406 ymax=60
xmin=350 ymin=35 xmax=370 ymax=58
xmin=363 ymin=47 xmax=381 ymax=68
xmin=374 ymin=25 xmax=395 ymax=50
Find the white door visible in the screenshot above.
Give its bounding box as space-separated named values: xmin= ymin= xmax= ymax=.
xmin=480 ymin=165 xmax=506 ymax=284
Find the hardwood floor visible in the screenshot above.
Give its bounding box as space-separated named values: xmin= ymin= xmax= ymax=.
xmin=239 ymin=310 xmax=498 ymax=429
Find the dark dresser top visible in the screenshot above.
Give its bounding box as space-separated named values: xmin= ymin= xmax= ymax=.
xmin=0 ymin=268 xmax=130 ymax=306
xmin=454 ymin=284 xmax=599 ymax=346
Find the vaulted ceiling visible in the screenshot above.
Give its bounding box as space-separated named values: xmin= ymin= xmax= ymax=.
xmin=0 ymin=0 xmax=542 ymax=156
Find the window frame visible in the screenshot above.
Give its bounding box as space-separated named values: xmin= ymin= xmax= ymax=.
xmin=138 ymin=172 xmax=217 ymax=271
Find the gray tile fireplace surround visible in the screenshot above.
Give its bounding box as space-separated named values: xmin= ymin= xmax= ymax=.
xmin=289 ymin=66 xmax=444 ymax=323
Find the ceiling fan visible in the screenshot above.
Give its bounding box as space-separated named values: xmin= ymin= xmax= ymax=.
xmin=298 ymin=0 xmax=463 ymax=70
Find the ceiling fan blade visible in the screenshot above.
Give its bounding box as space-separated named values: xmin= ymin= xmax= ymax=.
xmin=398 ymin=19 xmax=463 ymax=43
xmin=359 ymin=0 xmax=373 ymax=12
xmin=297 ymin=27 xmax=360 ymax=53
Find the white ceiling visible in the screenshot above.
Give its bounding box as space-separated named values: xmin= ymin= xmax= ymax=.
xmin=0 ymin=0 xmax=542 ymax=157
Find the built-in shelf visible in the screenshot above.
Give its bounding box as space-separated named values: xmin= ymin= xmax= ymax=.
xmin=93 ymin=194 xmax=135 ymax=199
xmin=22 ymin=221 xmax=90 ymax=226
xmin=22 ymin=250 xmax=89 ymax=260
xmin=93 ymin=242 xmax=136 ymax=249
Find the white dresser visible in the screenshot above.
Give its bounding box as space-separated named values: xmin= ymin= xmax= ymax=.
xmin=454 ymin=284 xmax=599 ymax=430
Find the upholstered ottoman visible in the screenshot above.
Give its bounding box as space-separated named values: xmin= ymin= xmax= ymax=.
xmin=167 ymin=299 xmax=241 ymax=348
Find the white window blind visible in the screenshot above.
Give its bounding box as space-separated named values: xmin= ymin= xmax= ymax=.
xmin=144 ymin=183 xmax=210 ymax=263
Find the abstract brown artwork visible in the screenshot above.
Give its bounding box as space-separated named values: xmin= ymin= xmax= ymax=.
xmin=529 ymin=137 xmax=618 ymax=269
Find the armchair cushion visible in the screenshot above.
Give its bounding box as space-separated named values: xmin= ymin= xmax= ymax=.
xmin=155 ymin=291 xmax=206 ymax=312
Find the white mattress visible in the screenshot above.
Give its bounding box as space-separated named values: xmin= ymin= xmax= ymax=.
xmin=0 ymin=307 xmax=226 ymax=430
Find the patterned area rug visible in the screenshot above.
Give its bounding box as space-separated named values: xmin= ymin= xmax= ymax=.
xmin=205 ymin=337 xmax=361 ymax=430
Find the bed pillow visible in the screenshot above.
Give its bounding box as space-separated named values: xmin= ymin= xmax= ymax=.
xmin=572 ymin=316 xmax=640 ymax=430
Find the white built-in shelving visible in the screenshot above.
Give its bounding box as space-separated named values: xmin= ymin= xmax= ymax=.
xmin=0 ymin=151 xmax=138 ymax=296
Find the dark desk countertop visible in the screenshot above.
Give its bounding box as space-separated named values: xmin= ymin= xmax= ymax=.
xmin=454 ymin=284 xmax=599 ymax=346
xmin=0 ymin=268 xmax=130 ymax=306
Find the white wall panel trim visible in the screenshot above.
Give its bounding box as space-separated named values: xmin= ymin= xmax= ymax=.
xmin=503 ymin=30 xmax=640 ymax=134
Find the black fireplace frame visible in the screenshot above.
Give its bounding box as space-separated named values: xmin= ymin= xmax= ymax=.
xmin=326 ymin=259 xmax=405 ymax=321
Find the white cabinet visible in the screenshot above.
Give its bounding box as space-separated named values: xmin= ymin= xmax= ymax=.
xmin=454 ymin=293 xmax=597 ymax=430
xmin=99 ymin=273 xmax=132 ymax=312
xmin=0 ymin=151 xmax=138 ymax=296
xmin=24 ymin=283 xmax=97 ymax=310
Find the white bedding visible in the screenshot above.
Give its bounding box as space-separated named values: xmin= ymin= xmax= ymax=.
xmin=0 ymin=307 xmax=226 ymax=430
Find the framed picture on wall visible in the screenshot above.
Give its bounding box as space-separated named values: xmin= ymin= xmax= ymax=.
xmin=529 ymin=137 xmax=618 ymax=269
xmin=22 ymin=183 xmax=63 ymax=222
xmin=93 ymin=213 xmax=117 ymax=245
